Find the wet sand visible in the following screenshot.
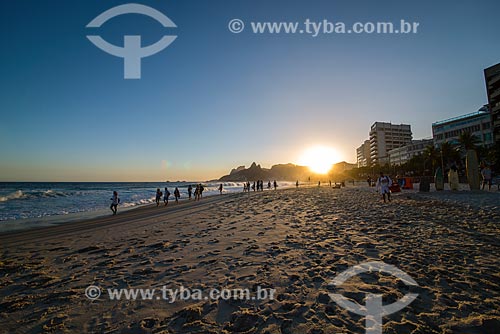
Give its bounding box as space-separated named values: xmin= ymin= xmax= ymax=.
xmin=1 ymin=186 xmax=499 ymax=333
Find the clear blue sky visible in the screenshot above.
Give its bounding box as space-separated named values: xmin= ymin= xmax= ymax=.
xmin=1 ymin=0 xmax=499 ymax=181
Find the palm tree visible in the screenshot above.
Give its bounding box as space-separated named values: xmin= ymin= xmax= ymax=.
xmin=458 ymin=131 xmax=480 ymax=151
xmin=440 ymin=141 xmax=461 ymax=166
xmin=423 ymin=145 xmax=440 ymax=170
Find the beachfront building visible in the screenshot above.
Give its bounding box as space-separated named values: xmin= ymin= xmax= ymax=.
xmin=369 ymin=122 xmax=412 ymax=165
xmin=334 ymin=161 xmax=357 ymax=172
xmin=356 ymin=140 xmax=371 ymax=167
xmin=484 ymin=63 xmax=500 ymax=142
xmin=388 ymin=138 xmax=433 ymax=166
xmin=432 ymin=105 xmax=494 ymax=147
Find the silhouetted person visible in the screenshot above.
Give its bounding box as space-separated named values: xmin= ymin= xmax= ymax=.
xmin=481 ymin=165 xmax=492 ymax=191
xmin=110 ymin=191 xmax=120 ymax=215
xmin=188 ymin=185 xmax=193 ymax=200
xmin=219 ymin=183 xmax=223 ymax=194
xmin=296 ymin=180 xmax=299 ymax=188
xmin=155 ymin=188 xmax=162 ymax=207
xmin=194 ymin=184 xmax=200 ymax=200
xmin=268 ymin=181 xmax=271 ymax=189
xmin=163 ymin=187 xmax=170 ymax=206
xmin=273 ymin=180 xmax=277 ymax=190
xmin=174 ymin=187 xmax=180 ymax=203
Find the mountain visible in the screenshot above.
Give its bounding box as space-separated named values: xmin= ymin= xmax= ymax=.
xmin=219 ymin=162 xmax=310 ymax=181
xmin=219 ymin=161 xmax=356 ymax=181
xmin=229 ymin=165 xmax=246 ymax=175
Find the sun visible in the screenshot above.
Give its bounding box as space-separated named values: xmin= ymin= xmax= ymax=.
xmin=298 ymin=146 xmax=341 ymax=174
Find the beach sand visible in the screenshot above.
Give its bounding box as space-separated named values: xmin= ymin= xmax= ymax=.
xmin=1 ymin=186 xmax=499 ymax=333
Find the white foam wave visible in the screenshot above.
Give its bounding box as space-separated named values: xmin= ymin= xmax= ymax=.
xmin=0 ymin=190 xmax=25 ymax=202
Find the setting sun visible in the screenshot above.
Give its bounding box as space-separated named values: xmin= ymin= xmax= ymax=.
xmin=298 ymin=146 xmax=341 ymax=174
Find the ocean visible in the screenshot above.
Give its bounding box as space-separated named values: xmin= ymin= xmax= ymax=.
xmin=0 ymin=181 xmax=294 ymax=231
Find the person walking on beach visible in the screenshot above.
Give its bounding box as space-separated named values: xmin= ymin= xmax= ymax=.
xmin=174 ymin=187 xmax=180 ymax=203
xmin=110 ymin=191 xmax=120 ymax=215
xmin=218 ymin=183 xmax=223 ymax=194
xmin=318 ymin=181 xmax=321 ymax=187
xmin=252 ymin=182 xmax=256 ymax=192
xmin=195 ymin=184 xmax=200 ymax=200
xmin=155 ymin=188 xmax=162 ymax=207
xmin=188 ymin=185 xmax=193 ymax=200
xmin=199 ymin=184 xmax=205 ymax=198
xmin=268 ymin=181 xmax=271 ymax=189
xmin=163 ymin=187 xmax=171 ymax=206
xmin=376 ymin=172 xmax=392 ymax=203
xmin=273 ymin=180 xmax=278 ymax=190
xmin=481 ymin=165 xmax=492 ymax=190
xmin=296 ymin=180 xmax=299 ymax=188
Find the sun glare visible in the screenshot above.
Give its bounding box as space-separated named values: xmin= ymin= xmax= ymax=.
xmin=298 ymin=146 xmax=341 ymax=174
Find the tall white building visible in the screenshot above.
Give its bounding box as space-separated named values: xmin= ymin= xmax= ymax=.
xmin=369 ymin=122 xmax=412 ymax=165
xmin=356 ymin=140 xmax=371 ymax=167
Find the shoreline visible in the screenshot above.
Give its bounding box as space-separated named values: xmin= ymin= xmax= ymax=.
xmin=1 ymin=182 xmax=499 ymax=237
xmin=0 ymin=190 xmax=253 ymax=244
xmin=0 ymin=181 xmax=300 ymax=233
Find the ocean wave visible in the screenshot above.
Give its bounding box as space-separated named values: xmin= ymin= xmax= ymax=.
xmin=121 ymin=198 xmax=156 ymax=208
xmin=38 ymin=190 xmax=68 ymax=198
xmin=0 ymin=189 xmax=69 ymax=202
xmin=0 ymin=190 xmax=25 ymax=202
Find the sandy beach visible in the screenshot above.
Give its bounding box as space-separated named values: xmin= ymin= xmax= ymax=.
xmin=1 ymin=186 xmax=499 ymax=333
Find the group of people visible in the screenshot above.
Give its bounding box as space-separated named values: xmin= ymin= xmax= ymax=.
xmin=372 ymin=163 xmax=495 ymax=204
xmin=155 ymin=187 xmax=181 ymax=206
xmin=155 ymin=184 xmax=207 ymax=207
xmin=187 ymin=184 xmax=205 ymax=200
xmin=243 ymin=180 xmax=278 ymax=192
xmin=442 ymin=164 xmax=493 ymax=191
xmin=448 ymin=164 xmax=494 ymax=190
xmin=110 ymin=184 xmax=209 ymax=215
